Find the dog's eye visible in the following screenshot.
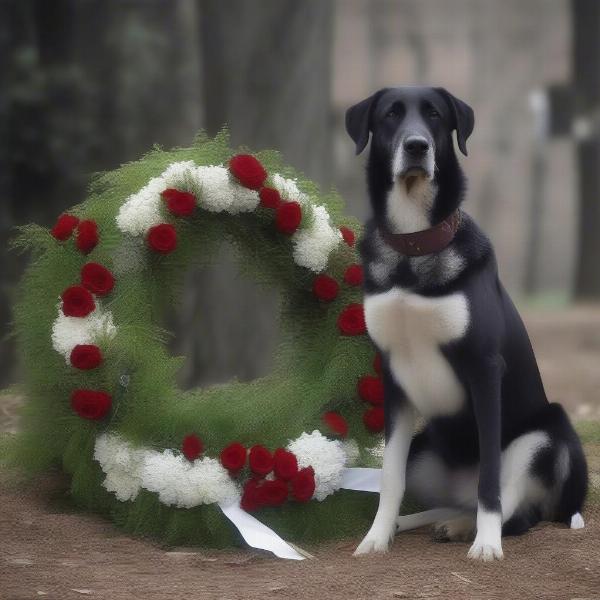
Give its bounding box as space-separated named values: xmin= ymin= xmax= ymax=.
xmin=386 ymin=109 xmax=398 ymax=119
xmin=427 ymin=108 xmax=441 ymax=119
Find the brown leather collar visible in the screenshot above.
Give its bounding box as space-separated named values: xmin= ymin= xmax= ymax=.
xmin=380 ymin=210 xmax=461 ymax=256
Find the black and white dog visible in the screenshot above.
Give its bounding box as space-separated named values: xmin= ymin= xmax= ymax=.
xmin=347 ymin=86 xmax=588 ymax=561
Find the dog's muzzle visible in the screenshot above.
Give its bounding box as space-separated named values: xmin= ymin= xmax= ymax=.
xmin=393 ymin=134 xmax=435 ymax=181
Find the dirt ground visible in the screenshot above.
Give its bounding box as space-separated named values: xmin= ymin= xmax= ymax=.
xmin=1 ymin=306 xmax=600 ymax=600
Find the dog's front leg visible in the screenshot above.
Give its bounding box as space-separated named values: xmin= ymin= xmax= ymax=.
xmin=354 ymin=398 xmax=415 ymax=556
xmin=467 ymin=355 xmax=504 ymax=561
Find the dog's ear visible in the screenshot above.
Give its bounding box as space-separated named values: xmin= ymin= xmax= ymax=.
xmin=435 ymin=88 xmax=474 ymax=156
xmin=345 ymin=90 xmax=386 ymax=155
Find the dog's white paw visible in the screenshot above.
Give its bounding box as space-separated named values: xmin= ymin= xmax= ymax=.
xmin=433 ymin=515 xmax=475 ymax=542
xmin=353 ymin=529 xmax=393 ymax=556
xmin=467 ymin=537 xmax=504 ymax=562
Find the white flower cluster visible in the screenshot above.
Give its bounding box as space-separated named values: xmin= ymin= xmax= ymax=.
xmin=94 ymin=433 xmax=240 ymax=508
xmin=292 ymin=204 xmax=342 ymax=272
xmin=115 ymin=161 xmax=260 ymax=236
xmin=272 ymin=174 xmax=342 ymax=272
xmin=51 ymin=301 xmax=117 ymax=362
xmin=287 ymin=430 xmax=348 ymax=501
xmin=271 ymin=174 xmax=309 ymax=205
xmin=115 ymin=162 xmax=342 ymax=273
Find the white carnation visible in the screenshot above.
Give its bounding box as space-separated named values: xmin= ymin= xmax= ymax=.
xmin=51 ymin=303 xmax=117 ymax=362
xmin=271 ymin=174 xmax=309 ymax=205
xmin=140 ymin=449 xmax=239 ymax=508
xmin=292 ymin=204 xmax=342 ymax=272
xmin=94 ymin=434 xmax=144 ymax=502
xmin=94 ymin=434 xmax=239 ymax=508
xmin=116 ymin=175 xmax=167 ymax=236
xmin=161 ymin=160 xmax=197 ymax=186
xmin=287 ymin=430 xmax=348 ymax=501
xmin=194 ymin=165 xmax=259 ymax=214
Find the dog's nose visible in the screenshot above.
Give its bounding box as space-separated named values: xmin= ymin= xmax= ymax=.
xmin=403 ymin=136 xmax=429 ymax=156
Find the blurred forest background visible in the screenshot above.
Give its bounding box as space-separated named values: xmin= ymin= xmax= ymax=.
xmin=1 ymin=0 xmax=600 ymax=393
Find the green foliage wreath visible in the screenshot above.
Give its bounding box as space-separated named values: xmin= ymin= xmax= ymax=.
xmin=8 ymin=131 xmax=385 ymax=548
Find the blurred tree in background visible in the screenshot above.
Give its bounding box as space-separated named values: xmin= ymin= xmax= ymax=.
xmin=0 ymin=0 xmax=332 ymax=388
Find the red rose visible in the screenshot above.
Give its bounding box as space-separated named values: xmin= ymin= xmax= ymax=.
xmin=273 ymin=448 xmax=298 ymax=481
xmin=70 ymin=344 xmax=103 ymax=370
xmin=161 ymin=188 xmax=196 ymax=217
xmin=61 ymin=285 xmax=96 ymax=317
xmin=312 ymin=274 xmax=339 ymax=302
xmin=51 ymin=214 xmax=79 ymax=241
xmin=76 ymin=220 xmax=99 ymax=254
xmin=344 ymin=264 xmax=364 ymax=286
xmin=229 ymin=154 xmax=267 ymax=190
xmin=81 ymin=262 xmax=115 ymax=296
xmin=291 ymin=467 xmax=315 ymax=502
xmin=241 ymin=478 xmax=262 ymax=512
xmin=323 ymin=411 xmax=348 ymax=437
xmin=257 ymin=479 xmax=289 ymax=507
xmin=71 ymin=389 xmax=112 ymax=420
xmin=357 ymin=375 xmax=384 ymax=406
xmin=259 ymin=187 xmax=281 ymax=209
xmin=373 ymin=353 xmax=382 ymax=375
xmin=249 ymin=445 xmax=273 ymax=476
xmin=337 ymin=303 xmax=366 ymax=336
xmin=147 ymin=223 xmax=177 ymax=254
xmin=182 ymin=434 xmax=204 ymax=461
xmin=220 ymin=442 xmax=247 ymax=472
xmin=340 ymin=226 xmax=355 ymax=247
xmin=363 ymin=406 xmax=385 ymax=433
xmin=275 ymin=201 xmax=302 ymax=235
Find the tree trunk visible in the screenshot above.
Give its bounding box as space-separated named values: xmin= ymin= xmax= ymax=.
xmin=175 ymin=0 xmax=333 ymax=388
xmin=572 ymin=0 xmax=600 ymax=299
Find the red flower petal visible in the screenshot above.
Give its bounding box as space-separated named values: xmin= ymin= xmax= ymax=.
xmin=291 ymin=467 xmax=315 ymax=502
xmin=61 ymin=285 xmax=96 ymax=317
xmin=51 ymin=214 xmax=79 ymax=241
xmin=182 ymin=434 xmax=204 ymax=461
xmin=323 ymin=411 xmax=348 ymax=437
xmin=343 ymin=264 xmax=364 ymax=286
xmin=340 ymin=226 xmax=355 ymax=247
xmin=337 ymin=303 xmax=366 ymax=336
xmin=363 ymin=406 xmax=385 ymax=433
xmin=273 ymin=448 xmax=298 ymax=481
xmin=161 ymin=188 xmax=196 ymax=217
xmin=70 ymin=344 xmax=103 ymax=370
xmin=248 ymin=445 xmax=274 ymax=476
xmin=258 ymin=187 xmax=281 ymax=209
xmin=76 ymin=220 xmax=99 ymax=254
xmin=81 ymin=262 xmax=115 ymax=296
xmin=241 ymin=478 xmax=263 ymax=512
xmin=357 ymin=375 xmax=384 ymax=406
xmin=71 ymin=389 xmax=112 ymax=420
xmin=147 ymin=223 xmax=177 ymax=254
xmin=257 ymin=478 xmax=289 ymax=507
xmin=220 ymin=442 xmax=247 ymax=472
xmin=312 ymin=274 xmax=339 ymax=302
xmin=229 ymin=154 xmax=267 ymax=190
xmin=275 ymin=201 xmax=302 ymax=235
xmin=373 ymin=353 xmax=382 ymax=375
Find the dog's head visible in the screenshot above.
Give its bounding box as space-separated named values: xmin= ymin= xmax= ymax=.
xmin=345 ymin=87 xmax=474 ymax=202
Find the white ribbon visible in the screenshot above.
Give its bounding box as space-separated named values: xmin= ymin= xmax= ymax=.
xmin=218 ymin=500 xmax=306 ymax=560
xmin=218 ymin=467 xmax=382 ymax=560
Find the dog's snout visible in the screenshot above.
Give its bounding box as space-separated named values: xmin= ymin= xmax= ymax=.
xmin=403 ymin=136 xmax=429 ymax=156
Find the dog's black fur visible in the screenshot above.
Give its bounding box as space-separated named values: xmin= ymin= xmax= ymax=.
xmin=347 ymin=86 xmax=588 ymax=558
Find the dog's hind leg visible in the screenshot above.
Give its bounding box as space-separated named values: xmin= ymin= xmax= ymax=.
xmin=499 ymin=431 xmax=552 ymax=526
xmin=396 ymin=508 xmax=463 ymax=533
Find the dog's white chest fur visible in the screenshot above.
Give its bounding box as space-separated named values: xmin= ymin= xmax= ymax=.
xmin=364 ymin=288 xmax=469 ymax=417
